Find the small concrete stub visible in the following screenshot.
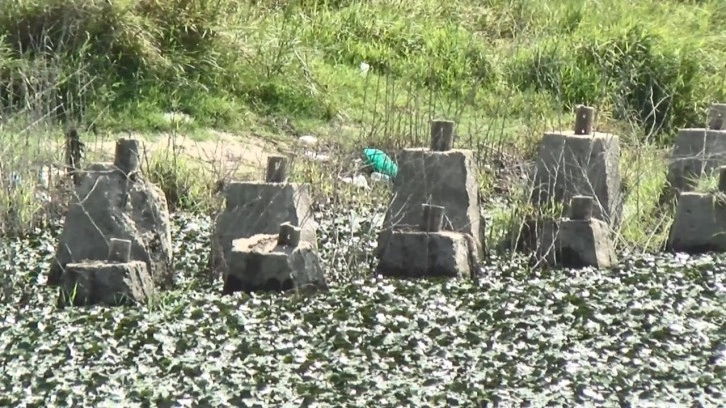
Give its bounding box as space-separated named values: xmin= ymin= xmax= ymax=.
xmin=223 ymin=224 xmax=327 ymax=295
xmin=558 ymin=196 xmax=617 ymax=269
xmin=376 ymin=230 xmax=476 ymax=279
xmin=558 ymin=220 xmax=617 ymax=269
xmin=59 ymin=260 xmax=155 ymax=307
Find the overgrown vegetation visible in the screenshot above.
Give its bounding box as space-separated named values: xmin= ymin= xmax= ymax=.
xmin=1 ymin=213 xmax=725 ymax=405
xmin=2 ymin=0 xmax=726 ymax=404
xmin=3 ymin=0 xmax=725 ymax=247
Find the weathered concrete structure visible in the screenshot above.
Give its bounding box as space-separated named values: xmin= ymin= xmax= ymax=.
xmin=558 ymin=196 xmax=617 ymax=269
xmin=376 ymin=204 xmax=479 ymax=279
xmin=224 ymin=223 xmax=327 ymax=294
xmin=377 ymin=120 xmax=483 ymax=258
xmin=58 ymin=238 xmax=156 ymax=307
xmin=668 ymin=166 xmax=726 ymax=253
xmin=210 ymin=156 xmax=318 ymax=280
xmin=530 ymin=105 xmax=622 ymax=225
xmin=667 ymin=103 xmax=726 ymax=193
xmin=49 ymin=139 xmax=173 ymax=289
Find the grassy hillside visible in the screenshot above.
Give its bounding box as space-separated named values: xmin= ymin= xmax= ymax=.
xmin=1 ymin=0 xmax=725 ymax=245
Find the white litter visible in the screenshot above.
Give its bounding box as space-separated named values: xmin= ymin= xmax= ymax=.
xmin=303 ymin=150 xmax=330 ymax=162
xmin=360 ymin=62 xmax=370 ymax=76
xmin=339 ymin=174 xmax=370 ymax=190
xmin=298 ymin=135 xmax=318 ymax=146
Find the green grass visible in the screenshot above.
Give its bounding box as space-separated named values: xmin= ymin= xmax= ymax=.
xmin=2 ymin=0 xmax=726 ymax=246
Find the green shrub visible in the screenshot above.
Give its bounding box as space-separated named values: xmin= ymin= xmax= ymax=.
xmin=144 ymin=150 xmax=216 ymax=214
xmin=302 ymin=5 xmax=496 ymax=98
xmin=0 ymin=0 xmax=332 ymax=129
xmin=506 ymin=23 xmax=718 ymax=142
xmin=577 ymin=25 xmax=706 ymax=139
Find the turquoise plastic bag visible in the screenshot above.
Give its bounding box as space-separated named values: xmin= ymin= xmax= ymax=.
xmin=363 ymin=148 xmax=397 ymax=178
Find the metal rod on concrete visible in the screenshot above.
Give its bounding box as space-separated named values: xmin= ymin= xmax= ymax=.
xmin=278 ymin=222 xmax=301 ymax=247
xmin=708 ymin=103 xmax=726 ymax=130
xmin=718 ymin=167 xmax=726 ymax=193
xmin=266 ymin=156 xmax=289 ymax=183
xmin=108 ymin=238 xmax=132 ymax=263
xmin=114 ymin=139 xmax=141 ymax=176
xmin=65 ymin=127 xmax=84 ymax=186
xmin=430 ymin=120 xmax=455 ymax=152
xmin=570 ymin=195 xmax=594 ymax=220
xmin=420 ymin=204 xmax=446 ymax=232
xmin=574 ymin=105 xmax=596 ymax=135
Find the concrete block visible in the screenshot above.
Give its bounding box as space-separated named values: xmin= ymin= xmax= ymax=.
xmin=531 ymin=131 xmax=622 ymax=225
xmin=210 ymin=156 xmax=317 ymax=279
xmin=58 ymin=260 xmax=155 ymax=307
xmin=558 ymin=195 xmax=617 ymax=269
xmin=223 ymin=223 xmax=327 ymax=294
xmin=558 ymin=219 xmax=617 ymax=268
xmin=378 ymin=147 xmax=481 ymax=256
xmin=376 ymin=230 xmax=477 ymax=279
xmin=668 ymin=191 xmax=726 ymax=253
xmin=667 ymin=128 xmax=726 ymax=192
xmin=48 ymin=139 xmax=173 ymax=289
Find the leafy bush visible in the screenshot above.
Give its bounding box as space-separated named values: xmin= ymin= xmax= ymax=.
xmin=144 ymin=150 xmax=216 ymax=213
xmin=0 ymin=0 xmax=332 ymax=129
xmin=506 ymin=23 xmax=715 ymax=139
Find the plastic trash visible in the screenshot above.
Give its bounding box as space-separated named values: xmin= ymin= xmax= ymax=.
xmin=304 ymin=150 xmax=330 ymax=162
xmin=363 ymin=148 xmax=397 ymax=179
xmin=299 ymin=135 xmax=318 ymax=146
xmin=38 ymin=166 xmax=50 ymax=189
xmin=370 ymin=172 xmax=391 ymax=183
xmin=339 ymin=174 xmax=370 ymax=190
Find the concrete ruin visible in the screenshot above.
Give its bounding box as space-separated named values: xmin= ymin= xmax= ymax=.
xmin=377 ymin=120 xmax=484 ymax=259
xmin=530 ymin=105 xmax=622 ymax=225
xmin=376 ymin=204 xmax=480 ymax=279
xmin=58 ymin=238 xmax=156 ymax=307
xmin=210 ymin=156 xmax=318 ymax=280
xmin=667 ymin=103 xmax=726 ymax=193
xmin=668 ymin=166 xmax=726 ymax=253
xmin=48 ymin=139 xmax=174 ymax=288
xmin=557 ymin=196 xmax=617 ymax=269
xmin=223 ymin=222 xmax=327 ymax=294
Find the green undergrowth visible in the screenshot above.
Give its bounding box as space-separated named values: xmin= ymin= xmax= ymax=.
xmin=1 ymin=0 xmax=724 ymax=135
xmin=1 ymin=0 xmax=726 ymax=249
xmin=0 ymin=217 xmax=725 ymax=405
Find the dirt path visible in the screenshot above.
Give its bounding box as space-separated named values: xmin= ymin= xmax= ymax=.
xmin=84 ymin=130 xmax=286 ymax=178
